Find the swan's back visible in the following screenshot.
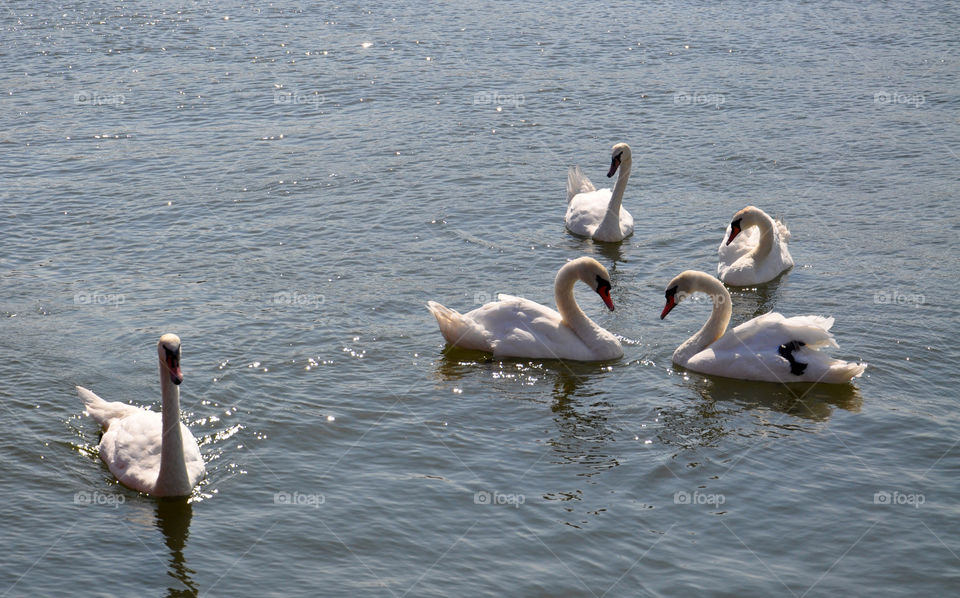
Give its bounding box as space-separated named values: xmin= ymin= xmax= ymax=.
xmin=428 ymin=295 xmax=620 ymax=361
xmin=687 ymin=312 xmax=866 ymax=383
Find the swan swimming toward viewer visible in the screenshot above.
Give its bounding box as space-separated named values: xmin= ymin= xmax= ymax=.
xmin=427 ymin=257 xmax=623 ymax=361
xmin=565 ymin=143 xmax=635 ymax=242
xmin=717 ymin=205 xmax=793 ymax=286
xmin=77 ymin=334 xmax=205 ymax=497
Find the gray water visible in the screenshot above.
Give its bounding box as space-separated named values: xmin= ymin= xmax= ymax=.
xmin=2 ymin=1 xmax=958 ymax=596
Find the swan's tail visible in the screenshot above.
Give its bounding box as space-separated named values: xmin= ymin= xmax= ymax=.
xmin=567 ymin=166 xmax=596 ymax=203
xmin=785 ymin=316 xmax=867 ymax=383
xmin=77 ymin=386 xmax=140 ymax=426
xmin=824 ymin=360 xmax=867 ymax=383
xmin=426 ymin=301 xmax=491 ymax=352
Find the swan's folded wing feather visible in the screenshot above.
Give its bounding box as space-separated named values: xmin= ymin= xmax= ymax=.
xmin=77 ymin=385 xmax=145 ymax=426
xmin=567 ymin=166 xmax=596 ymax=202
xmin=714 ymin=312 xmax=839 ymax=354
xmin=99 ymin=410 xmax=163 ymax=491
xmin=687 ymin=313 xmax=861 ymax=383
xmin=181 ymin=425 xmax=207 ymax=484
xmin=775 ymin=218 xmax=791 ymax=242
xmin=565 ymin=189 xmax=612 ymax=237
xmin=473 ymin=296 xmax=588 ymax=359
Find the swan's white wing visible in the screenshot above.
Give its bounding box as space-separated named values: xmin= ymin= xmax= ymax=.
xmin=77 ymin=386 xmax=143 ymax=426
xmin=687 ymin=312 xmax=864 ymax=383
xmin=710 ymin=313 xmax=838 ymax=353
xmin=463 ymin=295 xmax=603 ymax=360
xmin=593 ymin=206 xmax=634 ymax=242
xmin=98 ymin=411 xmax=204 ymax=493
xmin=99 ymin=409 xmax=164 ymax=492
xmin=565 ymin=188 xmax=613 ymax=238
xmin=181 ymin=427 xmax=206 ymax=486
xmin=566 ymin=166 xmax=596 ymax=203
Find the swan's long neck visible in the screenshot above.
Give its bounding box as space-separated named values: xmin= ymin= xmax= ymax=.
xmin=749 ymin=211 xmax=776 ymax=260
xmin=554 ymin=262 xmax=610 ymax=351
xmin=673 ymin=275 xmax=732 ymax=366
xmin=601 ymin=159 xmax=631 ymax=226
xmin=156 ymin=365 xmax=190 ymax=496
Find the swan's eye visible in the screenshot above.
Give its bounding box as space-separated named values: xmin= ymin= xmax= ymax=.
xmin=596 ymin=275 xmax=611 ymax=291
xmin=731 ymin=218 xmax=742 ymax=229
xmin=665 ymin=285 xmax=678 ymax=299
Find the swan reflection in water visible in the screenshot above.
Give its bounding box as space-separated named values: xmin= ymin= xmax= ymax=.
xmin=727 ymin=272 xmax=791 ymax=323
xmin=655 ymin=369 xmax=864 ymax=452
xmin=155 ymin=498 xmax=198 ymax=598
xmin=681 ymin=372 xmax=863 ymax=421
xmin=434 ymin=351 xmax=620 ymax=508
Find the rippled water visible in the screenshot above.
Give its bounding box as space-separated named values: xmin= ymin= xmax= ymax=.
xmin=2 ymin=1 xmax=958 ymax=596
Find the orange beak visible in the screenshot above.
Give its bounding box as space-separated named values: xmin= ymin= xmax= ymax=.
xmin=660 ymin=295 xmax=676 ymax=319
xmin=597 ymin=286 xmax=615 ymax=311
xmin=726 ymin=224 xmax=741 ymax=246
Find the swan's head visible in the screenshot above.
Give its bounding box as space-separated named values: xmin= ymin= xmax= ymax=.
xmin=576 ymin=257 xmax=615 ymax=311
xmin=725 ymin=205 xmax=759 ymax=245
xmin=660 ymin=270 xmax=709 ymax=319
xmin=607 ymin=143 xmax=632 ymax=178
xmin=157 ymin=333 xmax=183 ymax=385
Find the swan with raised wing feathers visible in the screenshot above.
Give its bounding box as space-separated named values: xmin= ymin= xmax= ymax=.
xmin=717 ymin=205 xmax=793 ymax=286
xmin=427 ymin=257 xmax=623 ymax=361
xmin=660 ymin=271 xmax=866 ymax=383
xmin=77 ymin=334 xmax=205 ymax=497
xmin=565 ymin=143 xmax=635 ymax=242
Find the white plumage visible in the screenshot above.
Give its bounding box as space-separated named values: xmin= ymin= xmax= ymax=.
xmin=717 ymin=205 xmax=793 ymax=286
xmin=565 ymin=143 xmax=635 ymax=242
xmin=77 ymin=334 xmax=204 ymax=497
xmin=427 ymin=257 xmax=623 ymax=361
xmin=661 ymin=271 xmax=866 ymax=384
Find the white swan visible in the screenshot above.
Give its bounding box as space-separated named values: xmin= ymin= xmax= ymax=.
xmin=565 ymin=143 xmax=635 ymax=242
xmin=77 ymin=334 xmax=205 ymax=497
xmin=717 ymin=205 xmax=793 ymax=286
xmin=660 ymin=271 xmax=866 ymax=383
xmin=427 ymin=257 xmax=623 ymax=361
